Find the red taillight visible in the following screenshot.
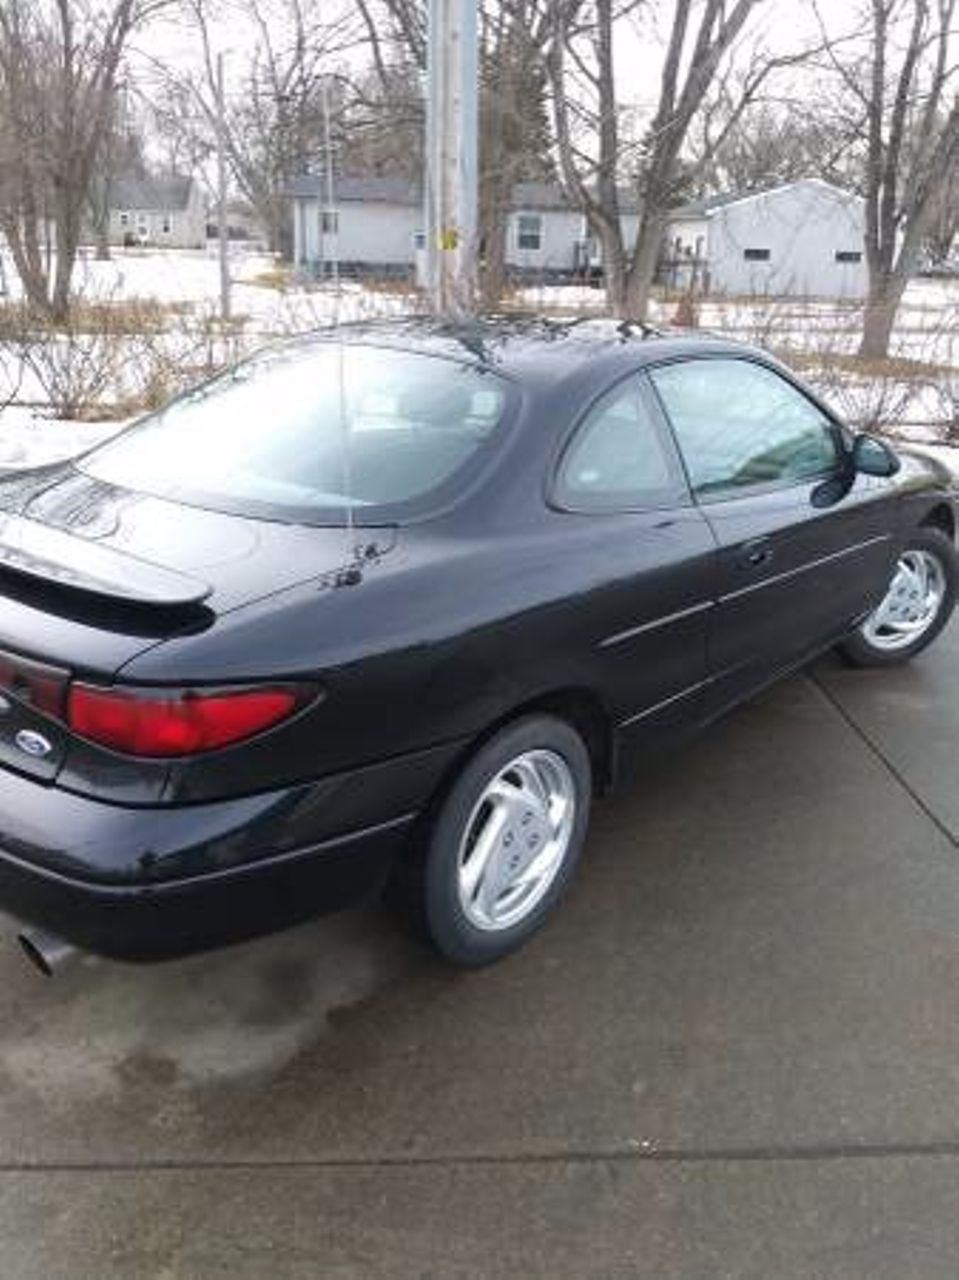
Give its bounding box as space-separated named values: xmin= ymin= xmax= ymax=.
xmin=67 ymin=683 xmax=304 ymax=757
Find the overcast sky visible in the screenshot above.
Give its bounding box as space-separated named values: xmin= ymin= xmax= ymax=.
xmin=139 ymin=0 xmax=871 ymax=96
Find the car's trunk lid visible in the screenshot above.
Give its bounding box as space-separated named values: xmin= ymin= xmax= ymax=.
xmin=0 ymin=463 xmax=393 ymax=680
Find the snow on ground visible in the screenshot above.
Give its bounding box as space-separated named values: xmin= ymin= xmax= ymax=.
xmin=0 ymin=406 xmax=123 ymax=469
xmin=2 ymin=246 xmax=414 ymax=333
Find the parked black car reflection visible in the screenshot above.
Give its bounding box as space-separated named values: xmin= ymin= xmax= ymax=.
xmin=0 ymin=319 xmax=953 ymax=968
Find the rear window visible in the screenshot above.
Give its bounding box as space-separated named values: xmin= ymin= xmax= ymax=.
xmin=81 ymin=343 xmax=509 ymax=524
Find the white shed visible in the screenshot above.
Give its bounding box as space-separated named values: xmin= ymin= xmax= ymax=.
xmin=665 ymin=179 xmax=867 ymax=299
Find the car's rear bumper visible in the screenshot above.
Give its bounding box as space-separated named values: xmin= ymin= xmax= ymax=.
xmin=0 ymin=739 xmax=465 ymax=961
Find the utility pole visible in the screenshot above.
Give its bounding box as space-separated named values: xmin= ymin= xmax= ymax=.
xmin=215 ymin=51 xmax=231 ymax=324
xmin=424 ymin=0 xmax=478 ymax=317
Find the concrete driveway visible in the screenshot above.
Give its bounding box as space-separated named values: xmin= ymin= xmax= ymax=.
xmin=2 ymin=622 xmax=959 ymax=1278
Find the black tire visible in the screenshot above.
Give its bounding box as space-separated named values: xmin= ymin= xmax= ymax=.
xmin=836 ymin=526 xmax=957 ymax=668
xmin=421 ymin=714 xmax=593 ymax=967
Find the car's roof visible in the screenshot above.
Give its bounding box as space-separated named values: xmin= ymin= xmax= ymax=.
xmin=293 ymin=316 xmax=759 ymax=389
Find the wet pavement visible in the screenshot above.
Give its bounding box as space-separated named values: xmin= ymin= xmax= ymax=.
xmin=2 ymin=621 xmax=959 ymax=1277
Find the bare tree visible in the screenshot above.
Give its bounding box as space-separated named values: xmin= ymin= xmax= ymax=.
xmin=477 ymin=0 xmax=556 ymax=305
xmin=817 ymin=0 xmax=959 ymax=357
xmin=923 ymin=158 xmax=959 ymax=268
xmin=155 ymin=0 xmax=361 ymax=257
xmin=0 ymin=0 xmax=165 ymax=319
xmin=339 ymin=63 xmax=425 ymax=182
xmin=549 ymin=0 xmax=775 ymax=316
xmin=687 ymin=94 xmax=867 ymax=199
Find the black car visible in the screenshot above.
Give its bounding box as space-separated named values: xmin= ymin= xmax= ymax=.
xmin=0 ymin=318 xmax=954 ymax=972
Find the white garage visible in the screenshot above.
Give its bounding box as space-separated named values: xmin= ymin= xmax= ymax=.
xmin=665 ymin=179 xmax=868 ymax=300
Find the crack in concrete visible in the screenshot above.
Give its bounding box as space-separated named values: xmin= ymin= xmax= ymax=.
xmin=808 ymin=671 xmax=959 ymax=850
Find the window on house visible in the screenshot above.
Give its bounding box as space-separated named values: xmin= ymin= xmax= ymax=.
xmin=835 ymin=250 xmax=862 ymax=263
xmin=119 ymin=212 xmax=129 ymax=227
xmin=743 ymin=248 xmax=770 ymax=261
xmin=413 ymin=231 xmax=426 ymax=250
xmin=320 ymin=210 xmax=338 ymax=234
xmin=161 ymin=216 xmax=172 ymax=235
xmin=516 ymin=214 xmax=543 ymax=251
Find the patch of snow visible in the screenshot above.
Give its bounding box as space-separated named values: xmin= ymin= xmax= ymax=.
xmin=0 ymin=405 xmax=124 ymax=469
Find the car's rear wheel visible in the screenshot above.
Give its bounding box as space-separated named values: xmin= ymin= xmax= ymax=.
xmin=421 ymin=715 xmax=592 ymax=966
xmin=837 ymin=527 xmax=956 ymax=667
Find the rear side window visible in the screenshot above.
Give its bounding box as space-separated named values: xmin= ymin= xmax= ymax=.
xmin=649 ymin=358 xmax=839 ymax=498
xmin=555 ymin=376 xmax=684 ymax=511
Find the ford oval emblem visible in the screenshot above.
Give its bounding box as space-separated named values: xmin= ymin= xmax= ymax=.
xmin=15 ymin=729 xmax=52 ymax=759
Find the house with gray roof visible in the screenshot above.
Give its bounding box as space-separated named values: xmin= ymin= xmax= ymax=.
xmin=288 ymin=175 xmax=592 ymax=279
xmin=107 ymin=173 xmax=206 ymax=250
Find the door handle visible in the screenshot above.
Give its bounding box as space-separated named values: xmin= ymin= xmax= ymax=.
xmin=737 ymin=538 xmax=773 ymax=569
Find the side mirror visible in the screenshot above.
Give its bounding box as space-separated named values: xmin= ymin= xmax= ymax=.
xmin=852 ymin=433 xmax=900 ymax=478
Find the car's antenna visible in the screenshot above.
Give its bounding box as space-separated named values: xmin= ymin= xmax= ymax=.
xmin=322 ymin=107 xmax=363 ymax=589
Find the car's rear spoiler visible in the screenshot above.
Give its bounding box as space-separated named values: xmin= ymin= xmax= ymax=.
xmin=0 ymin=513 xmax=212 ymax=608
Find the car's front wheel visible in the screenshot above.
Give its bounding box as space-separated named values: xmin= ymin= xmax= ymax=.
xmin=837 ymin=527 xmax=957 ymax=667
xmin=422 ymin=715 xmax=593 ymax=966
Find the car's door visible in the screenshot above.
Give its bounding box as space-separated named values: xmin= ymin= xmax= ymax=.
xmin=550 ymin=372 xmax=718 ymax=753
xmin=646 ymin=355 xmax=898 ymax=708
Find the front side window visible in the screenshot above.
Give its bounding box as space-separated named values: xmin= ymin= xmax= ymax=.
xmin=743 ymin=247 xmax=770 ymax=261
xmin=516 ymin=214 xmax=542 ymax=251
xmin=649 ymin=358 xmax=839 ymax=498
xmin=555 ymin=377 xmax=683 ymax=511
xmin=82 ymin=344 xmax=509 ymax=524
xmin=320 ymin=209 xmax=338 ymax=234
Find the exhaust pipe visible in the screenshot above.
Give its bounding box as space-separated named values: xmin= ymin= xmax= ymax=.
xmin=18 ymin=928 xmax=79 ymax=977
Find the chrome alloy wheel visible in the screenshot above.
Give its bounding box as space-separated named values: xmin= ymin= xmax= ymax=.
xmin=861 ymin=549 xmax=946 ymax=652
xmin=456 ymin=749 xmax=577 ymax=931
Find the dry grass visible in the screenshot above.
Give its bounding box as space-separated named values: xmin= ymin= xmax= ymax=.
xmin=248 ymin=266 xmax=292 ymax=290
xmin=0 ymin=296 xmax=192 ymax=338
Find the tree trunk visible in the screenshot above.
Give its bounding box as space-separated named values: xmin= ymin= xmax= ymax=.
xmin=1 ymin=220 xmax=50 ymax=313
xmin=51 ymin=200 xmax=79 ymax=323
xmin=479 ymin=206 xmax=507 ymax=310
xmin=858 ymin=277 xmax=906 ymax=359
xmin=622 ymin=209 xmax=665 ymax=319
xmin=600 ymin=229 xmax=628 ymax=317
xmin=478 ymin=169 xmax=510 ymax=309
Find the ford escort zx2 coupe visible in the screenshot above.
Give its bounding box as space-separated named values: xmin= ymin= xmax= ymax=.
xmin=0 ymin=318 xmax=953 ymax=971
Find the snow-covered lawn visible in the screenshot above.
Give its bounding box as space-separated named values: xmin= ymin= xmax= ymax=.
xmin=0 ymin=406 xmax=122 ymax=469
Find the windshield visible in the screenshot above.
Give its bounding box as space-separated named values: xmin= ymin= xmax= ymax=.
xmin=81 ymin=343 xmax=509 ymax=524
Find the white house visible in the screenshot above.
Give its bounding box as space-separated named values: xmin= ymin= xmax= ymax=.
xmin=288 ymin=176 xmax=588 ymax=278
xmin=663 ymin=179 xmax=867 ymax=299
xmin=107 ymin=174 xmax=206 ymax=250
